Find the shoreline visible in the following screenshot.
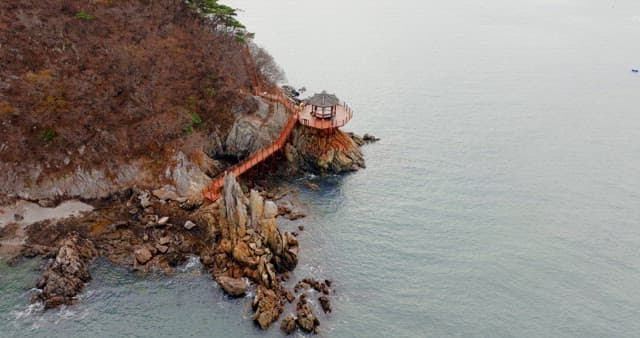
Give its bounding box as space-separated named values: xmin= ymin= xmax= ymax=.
xmin=0 ymin=173 xmax=332 ymax=333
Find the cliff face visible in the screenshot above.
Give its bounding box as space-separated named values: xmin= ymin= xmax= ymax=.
xmin=0 ymin=0 xmax=270 ymax=201
xmin=286 ymin=126 xmax=365 ymax=174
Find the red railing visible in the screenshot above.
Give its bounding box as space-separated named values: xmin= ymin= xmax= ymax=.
xmin=203 ymin=91 xmax=299 ymax=201
xmin=298 ymin=103 xmax=353 ymax=129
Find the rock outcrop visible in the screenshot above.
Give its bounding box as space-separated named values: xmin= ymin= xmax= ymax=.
xmin=286 ymin=125 xmax=365 ymax=174
xmin=32 ymin=232 xmax=97 ymax=308
xmin=205 ymin=172 xmax=300 ymax=329
xmin=224 ymin=96 xmax=289 ymax=158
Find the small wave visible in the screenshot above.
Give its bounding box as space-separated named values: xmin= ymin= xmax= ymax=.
xmin=11 ymin=302 xmax=44 ymax=321
xmin=177 ymin=255 xmax=203 ymax=273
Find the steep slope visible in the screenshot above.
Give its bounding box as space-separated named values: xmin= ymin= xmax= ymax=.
xmin=0 ymin=0 xmax=268 ymax=201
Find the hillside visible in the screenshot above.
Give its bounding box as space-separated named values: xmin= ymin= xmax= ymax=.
xmin=0 ymin=0 xmax=271 ymax=201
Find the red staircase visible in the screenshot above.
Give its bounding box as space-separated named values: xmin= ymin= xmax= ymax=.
xmin=203 ymin=92 xmax=299 ymax=201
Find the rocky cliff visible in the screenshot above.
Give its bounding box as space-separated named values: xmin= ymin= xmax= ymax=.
xmin=285 ymin=125 xmax=366 ymax=174
xmin=0 ymin=0 xmax=282 ymax=202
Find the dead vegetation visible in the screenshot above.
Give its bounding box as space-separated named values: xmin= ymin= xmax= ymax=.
xmin=0 ymin=0 xmax=267 ymax=188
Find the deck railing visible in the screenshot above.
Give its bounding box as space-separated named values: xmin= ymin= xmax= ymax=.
xmin=299 ymin=103 xmax=353 ymax=129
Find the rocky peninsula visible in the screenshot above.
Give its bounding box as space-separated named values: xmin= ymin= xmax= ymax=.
xmin=0 ymin=0 xmax=378 ymax=334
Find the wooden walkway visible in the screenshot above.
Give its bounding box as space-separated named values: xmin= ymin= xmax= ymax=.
xmin=203 ymin=92 xmax=299 ymax=201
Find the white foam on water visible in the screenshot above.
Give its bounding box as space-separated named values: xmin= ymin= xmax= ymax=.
xmin=177 ymin=255 xmax=203 ymax=273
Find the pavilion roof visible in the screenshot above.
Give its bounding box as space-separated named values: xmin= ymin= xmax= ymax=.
xmin=306 ymin=91 xmax=340 ymax=107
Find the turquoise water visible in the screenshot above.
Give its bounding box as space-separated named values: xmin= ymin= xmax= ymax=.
xmin=3 ymin=0 xmax=640 ymax=336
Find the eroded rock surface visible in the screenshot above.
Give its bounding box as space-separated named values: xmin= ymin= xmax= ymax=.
xmin=202 ymin=173 xmax=300 ymax=329
xmin=286 ymin=126 xmax=365 ymax=174
xmin=32 ymin=232 xmax=97 ymax=308
xmin=296 ymin=294 xmax=320 ymax=333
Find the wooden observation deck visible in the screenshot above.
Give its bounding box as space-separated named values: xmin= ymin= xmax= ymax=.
xmin=298 ymin=103 xmax=353 ymax=129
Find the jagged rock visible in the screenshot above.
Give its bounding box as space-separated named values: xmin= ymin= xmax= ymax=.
xmin=284 ymin=290 xmax=296 ymax=303
xmin=192 ymin=202 xmax=220 ymax=238
xmin=225 ymin=97 xmax=289 ymax=158
xmin=32 ymin=232 xmax=97 ymax=309
xmin=152 ymin=185 xmax=180 ymax=201
xmin=263 ymin=200 xmax=278 ymax=219
xmin=232 ymin=241 xmax=257 ymax=268
xmin=295 ymin=278 xmax=328 ymax=295
xmin=290 ymin=126 xmax=365 ymax=174
xmin=287 ymin=211 xmax=306 ymax=220
xmin=221 ymin=172 xmax=248 ymax=244
xmin=171 ymin=151 xmax=214 ymax=199
xmin=249 ymin=189 xmax=264 ymax=227
xmin=253 ymin=285 xmax=283 ymax=330
xmin=216 ymin=275 xmax=247 ymax=296
xmin=155 ymin=244 xmax=169 ymax=254
xmin=184 ymin=220 xmax=196 ymax=230
xmin=319 ymin=295 xmax=331 ymax=313
xmin=257 ymin=254 xmax=278 ymax=288
xmin=138 ymin=191 xmax=152 ymax=208
xmin=362 ymin=133 xmax=379 ymax=143
xmin=260 ymin=218 xmax=283 ymax=256
xmin=158 ymin=236 xmax=172 ymax=245
xmin=219 ymin=239 xmax=233 ymax=254
xmin=280 ymin=314 xmax=297 ymax=335
xmin=296 ymin=295 xmax=320 ymax=333
xmin=135 ymin=246 xmax=153 ymax=264
xmin=279 ymin=232 xmax=299 ymax=271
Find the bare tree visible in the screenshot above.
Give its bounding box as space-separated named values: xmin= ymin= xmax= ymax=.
xmin=248 ymin=42 xmax=287 ymax=85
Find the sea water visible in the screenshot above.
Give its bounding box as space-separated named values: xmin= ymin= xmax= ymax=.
xmin=2 ymin=0 xmax=640 ymax=336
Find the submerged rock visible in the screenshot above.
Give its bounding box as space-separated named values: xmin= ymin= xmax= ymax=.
xmin=319 ymin=295 xmax=332 ymax=313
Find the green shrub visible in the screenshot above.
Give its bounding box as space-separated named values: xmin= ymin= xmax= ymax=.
xmin=184 ymin=112 xmax=202 ymax=135
xmin=190 ymin=112 xmax=202 ymax=127
xmin=41 ymin=129 xmax=57 ymax=142
xmin=75 ymin=12 xmax=95 ymax=20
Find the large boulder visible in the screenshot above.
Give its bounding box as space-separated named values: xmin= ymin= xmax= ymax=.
xmin=216 ymin=276 xmax=247 ymax=296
